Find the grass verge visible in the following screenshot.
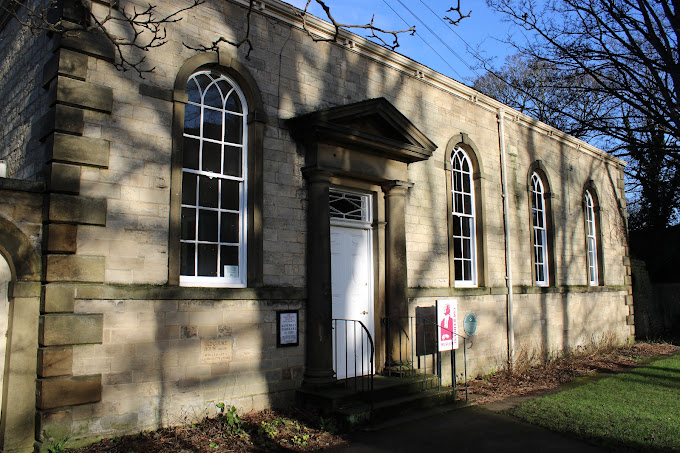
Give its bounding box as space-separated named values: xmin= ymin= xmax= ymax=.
xmin=508 ymin=353 xmax=680 ymax=451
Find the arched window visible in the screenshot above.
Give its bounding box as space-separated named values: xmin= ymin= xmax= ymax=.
xmin=179 ymin=71 xmax=248 ymax=287
xmin=583 ymin=184 xmax=604 ymax=286
xmin=530 ymin=172 xmax=549 ymax=286
xmin=450 ymin=146 xmax=477 ymax=286
xmin=584 ymin=190 xmax=598 ymax=285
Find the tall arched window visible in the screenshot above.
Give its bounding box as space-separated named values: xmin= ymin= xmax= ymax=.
xmin=582 ymin=184 xmax=604 ymax=286
xmin=450 ymin=146 xmax=477 ymax=286
xmin=584 ymin=190 xmax=598 ymax=285
xmin=530 ymin=172 xmax=549 ymax=286
xmin=179 ymin=71 xmax=248 ymax=287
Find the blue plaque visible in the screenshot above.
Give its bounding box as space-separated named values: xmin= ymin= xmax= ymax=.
xmin=463 ymin=312 xmax=477 ymax=336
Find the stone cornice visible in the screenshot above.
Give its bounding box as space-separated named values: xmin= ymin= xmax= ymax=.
xmin=231 ymin=0 xmax=625 ymax=168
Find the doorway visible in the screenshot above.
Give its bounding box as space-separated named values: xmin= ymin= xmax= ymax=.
xmin=329 ymin=190 xmax=375 ymax=379
xmin=0 ymin=255 xmax=10 ymax=427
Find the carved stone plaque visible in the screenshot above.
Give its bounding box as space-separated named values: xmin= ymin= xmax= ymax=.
xmin=200 ymin=339 xmax=232 ymax=364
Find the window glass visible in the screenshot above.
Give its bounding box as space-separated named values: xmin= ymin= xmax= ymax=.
xmin=585 ymin=190 xmax=599 ymax=285
xmin=186 ymin=78 xmax=201 ymax=105
xmin=180 ymin=243 xmax=195 ymax=276
xmin=531 ymin=172 xmax=549 ymax=286
xmin=198 ymin=176 xmax=219 ymax=208
xmin=197 ymin=243 xmax=218 ymax=276
xmin=184 ymin=104 xmax=201 ymax=135
xmin=329 ymin=191 xmax=369 ymax=222
xmin=223 ymin=146 xmax=242 ymax=177
xmin=204 ymin=84 xmax=223 ymax=110
xmin=450 ymin=147 xmax=477 ymax=287
xmin=180 ymin=208 xmax=196 ymax=240
xmin=180 ymin=71 xmax=247 ymax=287
xmin=183 ymin=137 xmax=200 ymax=170
xmin=203 ymin=108 xmax=223 ymax=142
xmin=225 ymin=91 xmax=243 ymax=113
xmin=202 ymin=141 xmax=222 ymax=174
xmin=224 ymin=114 xmax=244 ymax=145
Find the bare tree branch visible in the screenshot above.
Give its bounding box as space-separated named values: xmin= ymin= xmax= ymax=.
xmin=3 ymin=0 xmax=429 ymax=75
xmin=1 ymin=0 xmax=204 ymax=77
xmin=486 ymin=0 xmax=680 ymax=154
xmin=444 ymin=0 xmax=471 ymax=25
xmin=295 ymin=0 xmax=415 ymax=50
xmin=481 ymin=0 xmax=680 ymax=228
xmin=92 ymin=0 xmax=205 ymax=76
xmin=183 ymin=0 xmax=257 ymax=58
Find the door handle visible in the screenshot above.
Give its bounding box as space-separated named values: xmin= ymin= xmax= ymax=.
xmin=361 ymin=311 xmax=368 ymax=315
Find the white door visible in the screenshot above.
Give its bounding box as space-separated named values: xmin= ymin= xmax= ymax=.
xmin=331 ymin=224 xmax=374 ymax=379
xmin=0 ymin=255 xmax=10 ymax=420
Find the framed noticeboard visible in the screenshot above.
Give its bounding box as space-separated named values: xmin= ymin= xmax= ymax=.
xmin=277 ymin=311 xmax=299 ymax=347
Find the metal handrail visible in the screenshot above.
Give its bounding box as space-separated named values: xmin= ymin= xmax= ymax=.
xmin=332 ymin=319 xmax=375 ymax=406
xmin=382 ymin=315 xmax=468 ymax=401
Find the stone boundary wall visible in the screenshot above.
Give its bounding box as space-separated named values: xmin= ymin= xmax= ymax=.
xmin=654 ymin=284 xmax=680 ymax=336
xmin=631 ymin=258 xmax=680 ymax=338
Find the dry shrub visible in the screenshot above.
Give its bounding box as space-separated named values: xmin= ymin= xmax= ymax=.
xmin=466 ymin=337 xmax=680 ymax=405
xmin=504 ymin=331 xmax=623 ymax=377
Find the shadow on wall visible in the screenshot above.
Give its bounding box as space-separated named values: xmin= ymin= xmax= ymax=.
xmin=62 ymin=0 xmax=453 ymax=443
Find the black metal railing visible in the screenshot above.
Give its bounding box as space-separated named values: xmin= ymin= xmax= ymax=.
xmin=332 ymin=319 xmax=375 ymax=398
xmin=382 ymin=315 xmax=468 ymax=401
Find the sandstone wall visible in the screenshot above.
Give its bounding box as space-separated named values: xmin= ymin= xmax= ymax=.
xmin=2 ymin=0 xmax=633 ymax=447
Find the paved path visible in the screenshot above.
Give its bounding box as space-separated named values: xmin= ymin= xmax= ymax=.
xmin=329 ymin=404 xmax=605 ymax=453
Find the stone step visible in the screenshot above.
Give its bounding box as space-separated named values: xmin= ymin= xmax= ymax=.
xmin=297 ymin=374 xmax=465 ymax=427
xmin=297 ymin=374 xmax=438 ymax=412
xmin=335 ymin=388 xmax=461 ymax=426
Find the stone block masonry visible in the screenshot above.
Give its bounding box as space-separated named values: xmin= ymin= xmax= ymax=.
xmin=0 ymin=7 xmax=53 ymax=181
xmin=55 ymin=293 xmax=306 ymax=441
xmin=0 ymin=180 xmax=44 ymax=452
xmin=0 ymin=0 xmax=632 ymax=449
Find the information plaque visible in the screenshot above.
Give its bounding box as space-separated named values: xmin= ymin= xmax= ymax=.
xmin=200 ymin=339 xmax=232 ymax=364
xmin=277 ymin=310 xmax=299 ymax=347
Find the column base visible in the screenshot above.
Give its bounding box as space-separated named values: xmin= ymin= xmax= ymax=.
xmin=302 ymin=368 xmax=336 ymax=388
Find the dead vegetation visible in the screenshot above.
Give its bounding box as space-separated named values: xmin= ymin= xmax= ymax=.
xmin=69 ymin=407 xmax=347 ymax=453
xmin=465 ymin=340 xmax=680 ymax=405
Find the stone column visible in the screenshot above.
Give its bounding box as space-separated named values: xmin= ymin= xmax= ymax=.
xmin=302 ymin=168 xmax=336 ymax=386
xmin=382 ymin=181 xmax=413 ymax=367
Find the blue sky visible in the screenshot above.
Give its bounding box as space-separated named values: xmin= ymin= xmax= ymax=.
xmin=284 ymin=0 xmax=519 ymax=84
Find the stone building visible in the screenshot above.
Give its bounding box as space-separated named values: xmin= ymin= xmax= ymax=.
xmin=0 ymin=0 xmax=633 ymax=450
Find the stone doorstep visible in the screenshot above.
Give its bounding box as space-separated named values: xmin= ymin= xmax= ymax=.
xmin=342 ymin=388 xmax=463 ymax=427
xmin=297 ymin=374 xmax=465 ymax=427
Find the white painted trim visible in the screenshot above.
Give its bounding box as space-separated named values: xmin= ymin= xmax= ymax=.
xmin=180 ymin=71 xmax=248 ymax=287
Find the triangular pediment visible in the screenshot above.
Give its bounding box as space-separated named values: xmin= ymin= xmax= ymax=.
xmin=288 ymin=98 xmax=437 ymax=163
xmin=334 ymin=114 xmax=409 ymax=144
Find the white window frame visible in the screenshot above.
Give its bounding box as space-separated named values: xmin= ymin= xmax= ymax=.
xmin=584 ymin=190 xmax=599 ymax=286
xmin=450 ymin=147 xmax=477 ymax=287
xmin=531 ymin=172 xmax=549 ymax=286
xmin=179 ymin=71 xmax=248 ymax=288
xmin=329 ymin=189 xmax=372 ymax=228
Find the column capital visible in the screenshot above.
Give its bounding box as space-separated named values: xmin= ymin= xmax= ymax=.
xmin=382 ymin=180 xmax=414 ymax=194
xmin=301 ymin=166 xmax=333 ymax=182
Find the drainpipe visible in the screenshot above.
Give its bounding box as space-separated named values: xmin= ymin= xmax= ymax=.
xmin=498 ymin=108 xmax=515 ymax=369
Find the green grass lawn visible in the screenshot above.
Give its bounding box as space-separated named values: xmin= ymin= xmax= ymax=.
xmin=508 ymin=353 xmax=680 ymax=451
